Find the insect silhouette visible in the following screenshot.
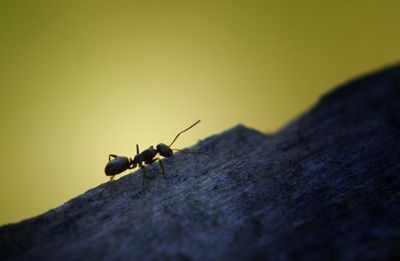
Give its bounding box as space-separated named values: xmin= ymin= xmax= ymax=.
xmin=102 ymin=120 xmax=209 ymax=194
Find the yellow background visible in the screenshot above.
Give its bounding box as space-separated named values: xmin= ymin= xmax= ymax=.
xmin=1 ymin=0 xmax=399 ymax=226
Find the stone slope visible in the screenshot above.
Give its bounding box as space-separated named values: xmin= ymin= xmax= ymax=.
xmin=1 ymin=65 xmax=400 ymax=261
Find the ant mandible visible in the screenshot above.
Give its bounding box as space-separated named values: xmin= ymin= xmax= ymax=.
xmin=103 ymin=120 xmax=208 ymax=193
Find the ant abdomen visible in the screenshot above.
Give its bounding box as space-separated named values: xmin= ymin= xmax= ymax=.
xmin=105 ymin=156 xmax=131 ymax=176
xmin=157 ymin=143 xmax=173 ymax=157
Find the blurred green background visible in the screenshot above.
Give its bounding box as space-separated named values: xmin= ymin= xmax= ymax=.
xmin=1 ymin=0 xmax=399 ymax=226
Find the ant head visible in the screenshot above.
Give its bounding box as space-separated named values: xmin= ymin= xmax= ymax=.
xmin=157 ymin=143 xmax=173 ymax=157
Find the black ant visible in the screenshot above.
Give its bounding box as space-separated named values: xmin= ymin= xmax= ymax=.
xmin=102 ymin=120 xmax=209 ymax=194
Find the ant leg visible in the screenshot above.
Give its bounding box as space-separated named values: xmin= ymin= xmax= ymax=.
xmin=141 ymin=166 xmax=147 ymax=194
xmin=128 ymin=159 xmax=137 ymax=169
xmin=108 ymin=154 xmax=118 ymax=161
xmin=98 ymin=175 xmax=115 ymax=198
xmin=159 ymin=159 xmax=166 ymax=180
xmin=153 ymin=157 xmax=166 ymax=180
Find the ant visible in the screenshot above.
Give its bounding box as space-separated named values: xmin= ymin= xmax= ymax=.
xmin=102 ymin=120 xmax=209 ymax=194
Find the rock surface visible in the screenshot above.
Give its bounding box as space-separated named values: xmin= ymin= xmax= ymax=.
xmin=1 ymin=65 xmax=400 ymax=261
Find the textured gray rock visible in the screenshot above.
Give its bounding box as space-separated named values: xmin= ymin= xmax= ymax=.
xmin=1 ymin=65 xmax=400 ymax=261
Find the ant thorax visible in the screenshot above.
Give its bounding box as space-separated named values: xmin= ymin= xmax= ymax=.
xmin=132 ymin=153 xmax=144 ymax=166
xmin=142 ymin=146 xmax=158 ymax=158
xmin=136 ymin=146 xmax=158 ymax=164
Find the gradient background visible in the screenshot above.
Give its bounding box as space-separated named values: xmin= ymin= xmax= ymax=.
xmin=1 ymin=0 xmax=400 ymax=226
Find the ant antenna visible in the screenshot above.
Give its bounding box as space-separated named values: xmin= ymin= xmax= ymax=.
xmin=136 ymin=144 xmax=140 ymax=154
xmin=168 ymin=120 xmax=201 ymax=147
xmin=173 ymin=148 xmax=211 ymax=157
